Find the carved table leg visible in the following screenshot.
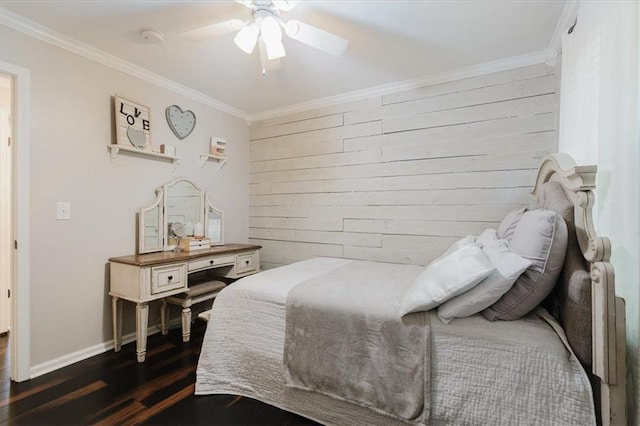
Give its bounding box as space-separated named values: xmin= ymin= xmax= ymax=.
xmin=181 ymin=307 xmax=192 ymax=342
xmin=112 ymin=297 xmax=123 ymax=352
xmin=160 ymin=299 xmax=169 ymax=335
xmin=136 ymin=302 xmax=149 ymax=362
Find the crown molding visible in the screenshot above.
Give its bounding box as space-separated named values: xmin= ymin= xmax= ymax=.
xmin=0 ymin=8 xmax=252 ymax=122
xmin=1 ymin=7 xmax=564 ymax=125
xmin=250 ymin=49 xmax=549 ymax=122
xmin=546 ymin=0 xmax=580 ymax=65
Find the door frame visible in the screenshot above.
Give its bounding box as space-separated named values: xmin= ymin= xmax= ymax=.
xmin=1 ymin=60 xmax=31 ymax=382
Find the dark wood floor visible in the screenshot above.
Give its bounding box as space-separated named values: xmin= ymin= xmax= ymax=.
xmin=0 ymin=321 xmax=318 ymax=425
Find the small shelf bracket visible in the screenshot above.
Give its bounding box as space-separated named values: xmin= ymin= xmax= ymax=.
xmin=200 ymin=154 xmax=226 ymax=169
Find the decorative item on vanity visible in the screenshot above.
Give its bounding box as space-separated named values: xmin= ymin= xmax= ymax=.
xmin=179 ymin=236 xmax=211 ymax=252
xmin=138 ymin=177 xmax=225 ymax=254
xmin=114 ymin=95 xmax=151 ymax=149
xmin=165 ymin=105 xmax=196 ymax=140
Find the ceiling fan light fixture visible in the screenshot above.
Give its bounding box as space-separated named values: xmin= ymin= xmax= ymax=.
xmin=260 ymin=15 xmax=286 ymax=59
xmin=260 ymin=16 xmax=282 ymax=43
xmin=265 ymin=39 xmax=286 ymax=60
xmin=234 ymin=22 xmax=259 ymax=54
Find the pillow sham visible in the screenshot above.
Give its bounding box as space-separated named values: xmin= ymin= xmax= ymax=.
xmin=497 ymin=206 xmax=527 ymax=241
xmin=443 ymin=235 xmax=476 ymax=258
xmin=399 ymin=244 xmax=495 ymax=316
xmin=437 ymin=239 xmax=531 ymax=324
xmin=483 ymin=209 xmax=568 ymax=321
xmin=428 ymin=235 xmax=475 ymax=266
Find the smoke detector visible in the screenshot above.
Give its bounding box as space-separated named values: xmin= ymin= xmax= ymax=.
xmin=140 ymin=28 xmax=164 ymax=44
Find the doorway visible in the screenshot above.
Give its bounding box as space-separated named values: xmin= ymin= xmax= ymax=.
xmin=0 ymin=60 xmax=30 ymax=382
xmin=1 ymin=73 xmax=13 ymax=338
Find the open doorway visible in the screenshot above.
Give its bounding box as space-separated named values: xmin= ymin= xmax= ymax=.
xmin=1 ymin=73 xmax=13 ymax=337
xmin=0 ymin=73 xmax=13 ymax=378
xmin=1 ymin=60 xmax=30 ymax=383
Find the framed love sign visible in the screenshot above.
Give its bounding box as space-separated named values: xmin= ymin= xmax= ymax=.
xmin=114 ymin=95 xmax=151 ymax=149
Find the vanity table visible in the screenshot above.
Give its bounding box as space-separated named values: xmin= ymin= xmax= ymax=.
xmin=109 ymin=244 xmax=260 ymax=362
xmin=109 ymin=177 xmax=260 ymax=362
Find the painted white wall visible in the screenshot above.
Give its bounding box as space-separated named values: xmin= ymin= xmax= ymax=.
xmin=0 ymin=26 xmax=250 ymax=368
xmin=557 ymin=1 xmax=640 ymax=422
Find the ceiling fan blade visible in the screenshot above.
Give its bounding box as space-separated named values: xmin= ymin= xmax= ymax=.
xmin=272 ymin=1 xmax=299 ymax=11
xmin=183 ymin=19 xmax=245 ymax=42
xmin=234 ymin=0 xmax=255 ymax=8
xmin=285 ymin=20 xmax=348 ymax=57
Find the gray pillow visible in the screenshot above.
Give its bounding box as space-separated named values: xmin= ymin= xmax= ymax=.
xmin=483 ymin=209 xmax=567 ymax=321
xmin=497 ymin=207 xmax=527 ymax=242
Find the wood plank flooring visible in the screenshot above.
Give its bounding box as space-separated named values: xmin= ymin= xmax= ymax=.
xmin=0 ymin=323 xmax=318 ymax=425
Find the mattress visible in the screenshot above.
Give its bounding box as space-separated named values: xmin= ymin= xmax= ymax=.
xmin=196 ymin=257 xmax=595 ymax=426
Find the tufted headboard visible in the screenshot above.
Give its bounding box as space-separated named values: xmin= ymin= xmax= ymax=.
xmin=531 ymin=154 xmax=626 ymax=426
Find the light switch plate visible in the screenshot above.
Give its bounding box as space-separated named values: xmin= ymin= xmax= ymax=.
xmin=56 ymin=202 xmax=71 ymax=220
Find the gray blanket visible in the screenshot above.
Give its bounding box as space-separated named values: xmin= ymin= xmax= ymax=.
xmin=283 ymin=260 xmax=428 ymax=422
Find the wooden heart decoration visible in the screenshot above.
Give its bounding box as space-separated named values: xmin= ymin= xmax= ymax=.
xmin=165 ymin=105 xmax=196 ymax=140
xmin=126 ymin=126 xmax=147 ymax=149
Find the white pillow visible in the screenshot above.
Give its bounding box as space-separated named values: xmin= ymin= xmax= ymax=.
xmin=437 ymin=239 xmax=531 ymax=324
xmin=428 ymin=235 xmax=475 ymax=266
xmin=475 ymin=228 xmax=498 ymax=248
xmin=399 ymin=244 xmax=495 ymax=316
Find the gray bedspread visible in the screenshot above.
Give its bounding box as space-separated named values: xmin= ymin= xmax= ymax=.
xmin=283 ymin=261 xmax=426 ymax=422
xmin=196 ymin=258 xmax=596 ymax=426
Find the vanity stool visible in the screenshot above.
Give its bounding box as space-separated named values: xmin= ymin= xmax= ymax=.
xmin=161 ymin=280 xmax=226 ymax=342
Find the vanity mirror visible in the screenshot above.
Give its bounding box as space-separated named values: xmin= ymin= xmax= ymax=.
xmin=138 ymin=178 xmax=224 ymax=254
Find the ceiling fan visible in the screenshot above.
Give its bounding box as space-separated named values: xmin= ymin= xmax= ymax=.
xmin=183 ymin=0 xmax=349 ymax=75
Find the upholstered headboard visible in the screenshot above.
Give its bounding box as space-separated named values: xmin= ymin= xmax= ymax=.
xmin=537 ymin=180 xmax=593 ymax=366
xmin=531 ymin=154 xmax=626 ymax=426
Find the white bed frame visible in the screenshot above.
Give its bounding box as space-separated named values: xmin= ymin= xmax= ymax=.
xmin=533 ymin=154 xmax=626 ymax=426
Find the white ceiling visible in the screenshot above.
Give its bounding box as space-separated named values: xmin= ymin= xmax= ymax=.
xmin=1 ymin=0 xmax=565 ymax=116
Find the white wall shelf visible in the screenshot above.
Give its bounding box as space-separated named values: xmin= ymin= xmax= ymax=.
xmin=108 ymin=145 xmax=180 ymax=170
xmin=199 ymin=154 xmax=226 ymax=169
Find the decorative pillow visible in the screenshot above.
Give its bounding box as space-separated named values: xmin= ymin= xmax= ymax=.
xmin=428 ymin=235 xmax=475 ymax=266
xmin=476 ymin=228 xmax=498 ymax=248
xmin=437 ymin=239 xmax=531 ymax=324
xmin=399 ymin=244 xmax=495 ymax=316
xmin=483 ymin=209 xmax=568 ymax=321
xmin=497 ymin=207 xmax=527 ymax=241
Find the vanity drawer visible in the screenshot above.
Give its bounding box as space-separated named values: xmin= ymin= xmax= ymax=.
xmin=236 ymin=251 xmax=258 ymax=275
xmin=151 ymin=264 xmax=186 ymax=295
xmin=188 ymin=255 xmax=235 ymax=272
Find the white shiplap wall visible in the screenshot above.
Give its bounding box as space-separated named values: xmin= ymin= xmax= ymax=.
xmin=249 ymin=64 xmax=557 ymax=269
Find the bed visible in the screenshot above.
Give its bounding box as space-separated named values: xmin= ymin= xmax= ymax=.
xmin=195 ymin=154 xmax=627 ymax=426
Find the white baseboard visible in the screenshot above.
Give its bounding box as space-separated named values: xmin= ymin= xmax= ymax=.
xmin=29 ymin=318 xmax=183 ymax=379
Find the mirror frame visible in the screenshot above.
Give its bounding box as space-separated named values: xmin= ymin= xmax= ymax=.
xmin=205 ymin=193 xmax=225 ymax=246
xmin=138 ymin=177 xmax=224 ymax=254
xmin=138 ymin=191 xmax=163 ymax=254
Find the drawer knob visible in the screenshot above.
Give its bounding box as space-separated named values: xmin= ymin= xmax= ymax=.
xmin=167 ymin=275 xmax=173 ymax=281
xmin=210 ymin=260 xmax=214 ymax=265
xmin=245 ymin=260 xmax=250 ymax=265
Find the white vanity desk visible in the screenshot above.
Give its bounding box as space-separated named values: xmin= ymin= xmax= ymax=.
xmin=109 ymin=243 xmax=261 ymax=362
xmin=109 ymin=177 xmax=259 ymax=362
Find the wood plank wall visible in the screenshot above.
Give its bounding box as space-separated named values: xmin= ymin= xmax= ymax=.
xmin=249 ymin=64 xmax=558 ymax=269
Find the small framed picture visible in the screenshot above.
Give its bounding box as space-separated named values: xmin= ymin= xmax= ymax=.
xmin=114 ymin=95 xmax=151 ymax=149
